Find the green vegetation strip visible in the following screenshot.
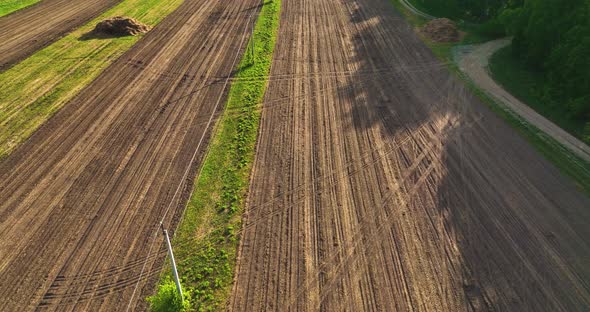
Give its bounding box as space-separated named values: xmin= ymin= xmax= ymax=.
xmin=0 ymin=0 xmax=40 ymax=17
xmin=147 ymin=0 xmax=281 ymax=311
xmin=0 ymin=0 xmax=184 ymax=159
xmin=390 ymin=0 xmax=590 ymax=195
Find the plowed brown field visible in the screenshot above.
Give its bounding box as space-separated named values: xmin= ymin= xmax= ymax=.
xmin=230 ymin=0 xmax=590 ymax=311
xmin=0 ymin=0 xmax=121 ymax=71
xmin=0 ymin=0 xmax=259 ymax=310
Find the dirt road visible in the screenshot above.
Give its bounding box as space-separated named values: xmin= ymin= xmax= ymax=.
xmin=0 ymin=0 xmax=121 ymax=71
xmin=0 ymin=0 xmax=259 ymax=310
xmin=230 ymin=0 xmax=590 ymax=311
xmin=455 ymin=38 xmax=590 ymax=162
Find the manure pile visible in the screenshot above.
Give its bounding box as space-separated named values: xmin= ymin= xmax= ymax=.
xmin=93 ymin=16 xmax=150 ymax=36
xmin=420 ymin=18 xmax=460 ymax=42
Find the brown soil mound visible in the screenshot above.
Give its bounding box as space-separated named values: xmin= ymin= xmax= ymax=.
xmin=419 ymin=18 xmax=460 ymax=43
xmin=93 ymin=16 xmax=150 ymax=36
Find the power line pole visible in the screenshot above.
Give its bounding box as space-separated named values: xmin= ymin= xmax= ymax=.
xmin=161 ymin=225 xmax=183 ymax=302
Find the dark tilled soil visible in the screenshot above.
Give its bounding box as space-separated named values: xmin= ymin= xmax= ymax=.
xmin=0 ymin=0 xmax=259 ymax=310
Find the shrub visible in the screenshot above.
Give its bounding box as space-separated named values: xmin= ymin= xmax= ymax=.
xmin=147 ymin=277 xmax=190 ymax=312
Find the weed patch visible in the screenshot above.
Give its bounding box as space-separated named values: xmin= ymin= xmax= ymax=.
xmin=148 ymin=277 xmax=191 ymax=312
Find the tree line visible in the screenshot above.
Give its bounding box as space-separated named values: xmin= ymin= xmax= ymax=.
xmin=417 ymin=0 xmax=589 ymax=132
xmin=500 ymin=0 xmax=590 ymax=125
xmin=412 ymin=0 xmax=510 ymax=21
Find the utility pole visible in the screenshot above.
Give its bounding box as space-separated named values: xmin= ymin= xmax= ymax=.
xmin=161 ymin=225 xmax=183 ymax=302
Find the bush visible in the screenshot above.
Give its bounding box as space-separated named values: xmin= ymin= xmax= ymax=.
xmin=147 ymin=278 xmax=190 ymax=312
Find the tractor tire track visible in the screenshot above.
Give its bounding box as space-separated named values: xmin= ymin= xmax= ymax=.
xmin=0 ymin=0 xmax=261 ymax=310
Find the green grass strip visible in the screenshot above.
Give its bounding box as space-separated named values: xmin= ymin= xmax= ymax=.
xmin=390 ymin=0 xmax=590 ymax=195
xmin=0 ymin=0 xmax=40 ymax=17
xmin=0 ymin=0 xmax=184 ymax=159
xmin=147 ymin=0 xmax=282 ymax=311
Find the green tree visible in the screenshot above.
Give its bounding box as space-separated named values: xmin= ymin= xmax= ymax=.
xmin=500 ymin=0 xmax=590 ymax=120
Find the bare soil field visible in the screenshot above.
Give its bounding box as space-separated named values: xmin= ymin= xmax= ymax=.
xmin=0 ymin=0 xmax=259 ymax=310
xmin=230 ymin=0 xmax=590 ymax=311
xmin=0 ymin=0 xmax=121 ymax=71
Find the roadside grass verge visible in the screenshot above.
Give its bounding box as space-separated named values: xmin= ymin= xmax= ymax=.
xmin=0 ymin=0 xmax=39 ymax=17
xmin=0 ymin=0 xmax=184 ymax=159
xmin=390 ymin=0 xmax=590 ymax=195
xmin=148 ymin=0 xmax=281 ymax=311
xmin=489 ymin=45 xmax=588 ymax=144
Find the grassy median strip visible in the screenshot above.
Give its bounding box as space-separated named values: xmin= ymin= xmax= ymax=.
xmin=147 ymin=0 xmax=282 ymax=311
xmin=0 ymin=0 xmax=40 ymax=17
xmin=0 ymin=0 xmax=184 ymax=159
xmin=390 ymin=0 xmax=590 ymax=195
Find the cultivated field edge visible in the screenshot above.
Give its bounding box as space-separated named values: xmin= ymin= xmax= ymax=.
xmin=148 ymin=0 xmax=282 ymax=310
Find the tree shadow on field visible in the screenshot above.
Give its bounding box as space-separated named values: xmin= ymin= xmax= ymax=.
xmin=317 ymin=0 xmax=590 ymax=310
